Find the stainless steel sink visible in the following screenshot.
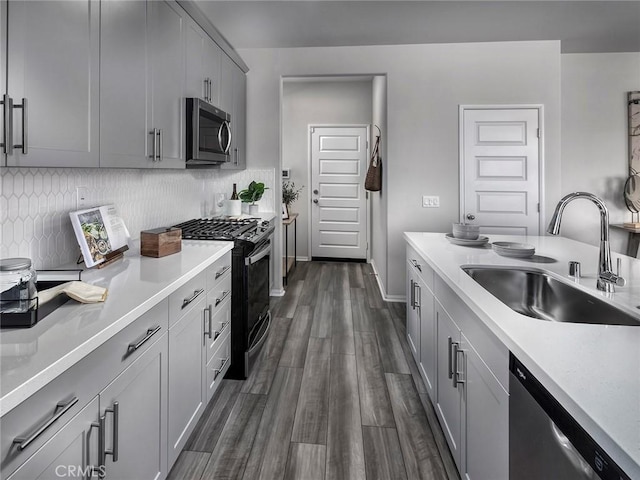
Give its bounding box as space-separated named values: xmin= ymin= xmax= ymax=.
xmin=462 ymin=266 xmax=640 ymax=326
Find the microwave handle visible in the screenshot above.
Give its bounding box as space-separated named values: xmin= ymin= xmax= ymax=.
xmin=222 ymin=120 xmax=232 ymax=155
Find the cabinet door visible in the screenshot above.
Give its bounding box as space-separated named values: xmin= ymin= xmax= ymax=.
xmin=461 ymin=333 xmax=508 ymax=480
xmin=149 ymin=0 xmax=185 ymax=168
xmin=405 ymin=264 xmax=420 ymax=361
xmin=185 ymin=20 xmax=206 ymax=100
xmin=100 ymin=0 xmax=151 ymax=168
xmin=100 ymin=333 xmax=168 ymax=480
xmin=167 ymin=300 xmax=206 ymax=468
xmin=218 ymin=54 xmax=235 ymax=115
xmin=435 ymin=301 xmax=462 ymax=471
xmin=6 ymin=0 xmax=99 ymax=167
xmin=8 ymin=397 xmax=100 ymax=480
xmin=221 ymin=63 xmax=246 ymax=170
xmin=418 ymin=279 xmax=436 ymax=401
xmin=203 ymin=37 xmax=221 ymax=107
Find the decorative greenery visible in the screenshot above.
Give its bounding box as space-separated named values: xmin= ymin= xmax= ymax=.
xmin=282 ymin=181 xmax=303 ymax=207
xmin=238 ymin=181 xmax=268 ymax=204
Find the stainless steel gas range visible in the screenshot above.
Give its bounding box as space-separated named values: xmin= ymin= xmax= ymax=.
xmin=173 ymin=218 xmax=274 ymax=379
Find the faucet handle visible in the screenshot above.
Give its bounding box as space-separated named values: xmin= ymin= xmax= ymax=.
xmin=568 ymin=261 xmax=581 ymax=278
xmin=617 ymin=258 xmax=622 ymax=277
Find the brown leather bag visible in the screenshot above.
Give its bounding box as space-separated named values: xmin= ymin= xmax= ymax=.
xmin=365 ymin=134 xmax=382 ymax=192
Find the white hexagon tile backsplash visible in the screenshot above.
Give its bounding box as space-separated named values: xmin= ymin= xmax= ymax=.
xmin=0 ymin=167 xmax=275 ymax=269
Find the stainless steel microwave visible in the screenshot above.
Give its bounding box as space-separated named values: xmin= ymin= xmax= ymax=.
xmin=186 ymin=98 xmax=232 ymax=166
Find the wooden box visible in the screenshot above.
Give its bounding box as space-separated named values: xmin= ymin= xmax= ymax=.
xmin=140 ymin=227 xmax=182 ymax=258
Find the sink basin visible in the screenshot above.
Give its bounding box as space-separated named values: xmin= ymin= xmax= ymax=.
xmin=462 ymin=266 xmax=640 ymax=326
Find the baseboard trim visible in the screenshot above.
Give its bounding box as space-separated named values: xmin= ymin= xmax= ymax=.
xmin=296 ymin=256 xmax=310 ymax=262
xmin=270 ymin=288 xmax=285 ymax=297
xmin=370 ymin=259 xmax=406 ymax=303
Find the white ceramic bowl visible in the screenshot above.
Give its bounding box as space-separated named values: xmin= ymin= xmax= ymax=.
xmin=452 ymin=223 xmax=479 ymax=240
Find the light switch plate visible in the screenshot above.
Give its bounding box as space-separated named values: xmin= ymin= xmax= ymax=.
xmin=76 ymin=186 xmax=89 ymax=210
xmin=422 ymin=195 xmax=440 ymax=208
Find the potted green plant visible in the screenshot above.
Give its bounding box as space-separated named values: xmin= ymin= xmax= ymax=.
xmin=282 ymin=181 xmax=303 ymax=217
xmin=239 ymin=181 xmax=268 ymax=215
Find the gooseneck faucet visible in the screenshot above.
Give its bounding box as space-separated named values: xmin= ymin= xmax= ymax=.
xmin=547 ymin=192 xmax=625 ymax=293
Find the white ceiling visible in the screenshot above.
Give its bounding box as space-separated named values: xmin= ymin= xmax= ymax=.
xmin=195 ymin=1 xmax=640 ymax=53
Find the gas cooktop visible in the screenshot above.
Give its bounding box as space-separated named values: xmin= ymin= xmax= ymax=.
xmin=173 ymin=218 xmax=273 ymax=244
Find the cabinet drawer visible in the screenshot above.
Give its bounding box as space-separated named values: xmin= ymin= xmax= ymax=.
xmin=0 ymin=300 xmax=168 ymax=478
xmin=206 ymin=271 xmax=231 ymax=322
xmin=205 ymin=298 xmax=231 ymax=364
xmin=206 ymin=251 xmax=232 ymax=292
xmin=169 ymin=271 xmax=206 ymax=328
xmin=205 ymin=330 xmax=231 ymax=402
xmin=406 ymin=244 xmax=434 ymax=290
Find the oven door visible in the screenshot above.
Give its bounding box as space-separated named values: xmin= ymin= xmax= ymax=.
xmin=245 ymin=240 xmax=271 ymax=375
xmin=186 ymin=98 xmax=232 ymax=165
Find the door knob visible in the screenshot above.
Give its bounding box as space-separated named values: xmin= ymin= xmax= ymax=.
xmin=313 ymin=189 xmax=319 ymax=195
xmin=466 ymin=214 xmax=475 ymax=221
xmin=313 ymin=199 xmax=318 ymax=204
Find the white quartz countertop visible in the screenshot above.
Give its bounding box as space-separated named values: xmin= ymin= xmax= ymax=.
xmin=404 ymin=233 xmax=640 ymax=478
xmin=0 ymin=241 xmax=234 ymax=416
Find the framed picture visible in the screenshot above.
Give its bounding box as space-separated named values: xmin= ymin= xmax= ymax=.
xmin=282 ymin=203 xmax=289 ymax=219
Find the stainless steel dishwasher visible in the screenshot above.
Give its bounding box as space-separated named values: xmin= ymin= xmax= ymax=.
xmin=509 ymin=354 xmax=630 ymax=480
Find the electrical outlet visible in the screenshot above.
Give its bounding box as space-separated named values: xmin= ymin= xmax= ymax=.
xmin=76 ymin=186 xmax=89 ymax=210
xmin=422 ymin=195 xmax=440 ymax=208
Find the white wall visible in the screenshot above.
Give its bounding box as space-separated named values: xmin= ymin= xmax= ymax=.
xmin=240 ymin=41 xmax=562 ymax=297
xmin=282 ymin=79 xmax=373 ymax=259
xmin=560 ymin=53 xmax=640 ymax=255
xmin=371 ymin=76 xmax=388 ymax=296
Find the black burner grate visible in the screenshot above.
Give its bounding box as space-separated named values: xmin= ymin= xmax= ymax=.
xmin=173 ymin=218 xmax=257 ymax=240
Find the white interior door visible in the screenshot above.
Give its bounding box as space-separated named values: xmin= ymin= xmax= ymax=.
xmin=311 ymin=126 xmax=368 ymax=259
xmin=461 ymin=107 xmax=541 ymax=236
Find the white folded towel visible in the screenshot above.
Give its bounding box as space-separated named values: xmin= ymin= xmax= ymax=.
xmin=38 ymin=281 xmax=108 ymax=305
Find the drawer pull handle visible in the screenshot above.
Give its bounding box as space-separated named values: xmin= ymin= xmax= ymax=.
xmin=215 ymin=265 xmax=231 ymax=279
xmin=215 ymin=290 xmax=231 ymax=307
xmin=89 ymin=421 xmax=105 ymax=478
xmin=447 ymin=336 xmax=454 ymax=380
xmin=127 ymin=325 xmax=161 ymax=353
xmin=99 ymin=402 xmax=119 ymax=468
xmin=12 ymin=396 xmax=79 ymax=451
xmin=182 ymin=289 xmax=205 ymax=309
xmin=213 ymin=357 xmax=230 ymax=380
xmin=214 ymin=321 xmax=229 ymax=341
xmin=204 ymin=305 xmax=213 ymax=340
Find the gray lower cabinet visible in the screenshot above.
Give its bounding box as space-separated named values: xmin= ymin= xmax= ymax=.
xmin=7 ymin=397 xmax=100 ymax=480
xmin=167 ymin=297 xmax=206 ymax=468
xmin=99 ymin=332 xmax=168 ymax=480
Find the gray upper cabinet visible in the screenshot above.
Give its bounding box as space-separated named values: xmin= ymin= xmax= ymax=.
xmin=220 ymin=59 xmax=246 ymax=170
xmin=100 ymin=0 xmax=185 ymax=169
xmin=186 ymin=18 xmax=221 ymax=107
xmin=100 ymin=0 xmax=150 ymax=169
xmin=5 ymin=0 xmax=100 ymax=168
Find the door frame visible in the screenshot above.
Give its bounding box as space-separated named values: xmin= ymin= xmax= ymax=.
xmin=307 ymin=124 xmax=371 ymax=262
xmin=458 ymin=104 xmax=545 ymax=234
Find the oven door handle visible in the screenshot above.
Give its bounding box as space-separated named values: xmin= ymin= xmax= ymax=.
xmin=245 ymin=243 xmax=271 ymax=266
xmin=248 ymin=311 xmax=271 ymax=355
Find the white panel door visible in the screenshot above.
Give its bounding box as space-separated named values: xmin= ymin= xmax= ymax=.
xmin=311 ymin=126 xmax=368 ymax=259
xmin=461 ymin=108 xmax=540 ymax=236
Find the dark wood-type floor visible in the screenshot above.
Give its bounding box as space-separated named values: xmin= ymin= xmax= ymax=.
xmin=168 ymin=261 xmax=459 ymax=480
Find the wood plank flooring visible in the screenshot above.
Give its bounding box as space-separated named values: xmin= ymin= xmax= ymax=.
xmin=168 ymin=261 xmax=458 ymax=480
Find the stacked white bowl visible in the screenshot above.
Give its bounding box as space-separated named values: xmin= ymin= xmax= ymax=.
xmin=452 ymin=223 xmax=480 ymax=240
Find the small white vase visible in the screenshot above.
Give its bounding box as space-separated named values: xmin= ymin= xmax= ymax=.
xmin=225 ymin=199 xmax=242 ymax=216
xmin=249 ymin=204 xmax=259 ymax=216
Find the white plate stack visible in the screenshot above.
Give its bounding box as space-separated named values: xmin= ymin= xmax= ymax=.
xmin=492 ymin=242 xmax=536 ymax=258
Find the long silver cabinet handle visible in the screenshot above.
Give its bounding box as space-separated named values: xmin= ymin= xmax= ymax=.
xmin=410 ymin=279 xmax=415 ymax=310
xmin=90 ymin=421 xmax=105 ymax=478
xmin=452 ymin=344 xmax=465 ymax=388
xmin=204 ymin=305 xmax=213 ymax=340
xmin=214 ymin=320 xmax=229 ymax=341
xmin=213 ymin=357 xmax=230 ymax=380
xmin=149 ymin=128 xmax=158 ymax=160
xmin=215 ymin=290 xmax=231 ymax=307
xmin=182 ymin=289 xmax=205 ymax=309
xmin=127 ymin=325 xmax=161 ymax=354
xmin=13 ymin=98 xmax=27 ymax=154
xmin=2 ymin=94 xmax=13 ymax=155
xmin=414 ymin=283 xmax=421 ymax=309
xmin=104 ymin=402 xmax=119 ymax=462
xmin=447 ymin=336 xmax=454 ymax=379
xmin=204 ymin=78 xmax=208 ymax=102
xmin=235 ymin=147 xmax=239 ymax=165
xmin=12 ymin=396 xmax=79 ymax=451
xmin=157 ymin=129 xmax=162 ymax=161
xmin=215 ymin=265 xmax=231 ymax=279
